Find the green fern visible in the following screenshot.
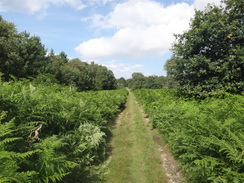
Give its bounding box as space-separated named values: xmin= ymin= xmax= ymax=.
xmin=0 ymin=111 xmax=38 ymax=183
xmin=0 ymin=80 xmax=128 ymax=182
xmin=133 ymin=89 xmax=244 ymax=182
xmin=33 ymin=135 xmax=77 ymax=183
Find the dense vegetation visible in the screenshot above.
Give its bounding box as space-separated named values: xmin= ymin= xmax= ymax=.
xmin=0 ymin=16 xmax=117 ymax=91
xmin=134 ymin=89 xmax=244 ymax=182
xmin=117 ymin=73 xmax=168 ymax=90
xmin=165 ymin=0 xmax=243 ymax=97
xmin=0 ymin=77 xmax=128 ymax=182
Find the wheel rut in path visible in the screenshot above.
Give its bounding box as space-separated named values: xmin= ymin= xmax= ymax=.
xmin=104 ymin=90 xmax=182 ymax=183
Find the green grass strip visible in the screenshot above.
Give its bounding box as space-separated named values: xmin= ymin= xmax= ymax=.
xmin=104 ymin=91 xmax=168 ymax=183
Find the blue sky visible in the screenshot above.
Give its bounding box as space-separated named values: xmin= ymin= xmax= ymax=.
xmin=0 ymin=0 xmax=222 ymax=78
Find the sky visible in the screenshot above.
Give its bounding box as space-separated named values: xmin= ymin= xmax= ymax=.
xmin=0 ymin=0 xmax=222 ymax=79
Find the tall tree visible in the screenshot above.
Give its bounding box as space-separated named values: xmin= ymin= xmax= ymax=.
xmin=0 ymin=16 xmax=21 ymax=80
xmin=0 ymin=17 xmax=48 ymax=80
xmin=46 ymin=49 xmax=69 ymax=80
xmin=59 ymin=59 xmax=91 ymax=91
xmin=165 ymin=0 xmax=244 ymax=97
xmin=18 ymin=32 xmax=47 ymax=77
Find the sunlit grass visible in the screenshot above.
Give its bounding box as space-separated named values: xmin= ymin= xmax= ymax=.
xmin=104 ymin=92 xmax=168 ymax=183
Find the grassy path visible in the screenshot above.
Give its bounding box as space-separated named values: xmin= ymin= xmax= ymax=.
xmin=104 ymin=90 xmax=168 ymax=183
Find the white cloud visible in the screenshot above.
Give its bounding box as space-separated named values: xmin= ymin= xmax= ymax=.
xmin=98 ymin=0 xmax=193 ymax=29
xmin=193 ymin=0 xmax=222 ymax=10
xmin=76 ymin=0 xmax=195 ymax=60
xmin=0 ymin=0 xmax=85 ymax=14
xmin=102 ymin=60 xmax=143 ymax=79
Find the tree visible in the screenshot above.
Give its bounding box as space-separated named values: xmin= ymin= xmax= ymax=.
xmin=18 ymin=32 xmax=47 ymax=77
xmin=102 ymin=70 xmax=117 ymax=90
xmin=144 ymin=75 xmax=167 ymax=89
xmin=0 ymin=16 xmax=21 ymax=80
xmin=58 ymin=59 xmax=117 ymax=91
xmin=59 ymin=51 xmax=69 ymax=64
xmin=46 ymin=49 xmax=69 ymax=80
xmin=126 ymin=73 xmax=168 ymax=89
xmin=130 ymin=72 xmax=145 ymax=89
xmin=0 ymin=17 xmax=48 ymax=80
xmin=165 ymin=0 xmax=244 ymax=97
xmin=117 ymin=77 xmax=127 ymax=88
xmin=59 ymin=59 xmax=91 ymax=91
xmin=88 ymin=62 xmax=117 ymax=90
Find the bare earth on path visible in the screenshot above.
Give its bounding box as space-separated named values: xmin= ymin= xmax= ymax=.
xmin=104 ymin=90 xmax=183 ymax=183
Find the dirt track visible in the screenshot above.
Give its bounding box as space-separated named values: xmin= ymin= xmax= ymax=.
xmin=104 ymin=90 xmax=183 ymax=183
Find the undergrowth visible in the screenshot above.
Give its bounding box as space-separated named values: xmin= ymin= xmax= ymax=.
xmin=0 ymin=77 xmax=128 ymax=182
xmin=134 ymin=89 xmax=244 ymax=183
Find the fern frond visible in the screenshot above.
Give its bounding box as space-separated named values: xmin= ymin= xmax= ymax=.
xmin=33 ymin=136 xmax=77 ymax=183
xmin=0 ymin=159 xmax=37 ymax=183
xmin=0 ymin=137 xmax=21 ymax=147
xmin=78 ymin=123 xmax=106 ymax=149
xmin=219 ymin=140 xmax=242 ymax=163
xmin=2 ymin=171 xmax=37 ymax=183
xmin=193 ymin=156 xmax=221 ymax=172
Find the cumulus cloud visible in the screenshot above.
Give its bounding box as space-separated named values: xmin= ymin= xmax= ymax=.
xmin=0 ymin=0 xmax=85 ymax=14
xmin=76 ymin=0 xmax=195 ymax=60
xmin=94 ymin=0 xmax=193 ymax=29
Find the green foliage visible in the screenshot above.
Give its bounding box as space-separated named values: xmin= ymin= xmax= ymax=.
xmin=66 ymin=123 xmax=106 ymax=164
xmin=0 ymin=16 xmax=21 ymax=81
xmin=49 ymin=59 xmax=117 ymax=91
xmin=46 ymin=49 xmax=68 ymax=78
xmin=0 ymin=112 xmax=38 ymax=183
xmin=165 ymin=0 xmax=244 ymax=97
xmin=59 ymin=59 xmax=90 ymax=91
xmin=18 ymin=31 xmax=47 ymax=77
xmin=87 ymin=61 xmax=117 ymax=90
xmin=117 ymin=77 xmax=127 ymax=88
xmin=130 ymin=72 xmax=145 ymax=89
xmin=62 ymin=123 xmax=107 ymax=182
xmin=32 ymin=136 xmax=77 ymax=183
xmin=126 ymin=72 xmax=168 ymax=89
xmin=134 ymin=89 xmax=244 ymax=182
xmin=0 ymin=17 xmax=48 ymax=80
xmin=0 ymin=79 xmax=128 ymax=182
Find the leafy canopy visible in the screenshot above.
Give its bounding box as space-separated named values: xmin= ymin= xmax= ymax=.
xmin=165 ymin=0 xmax=244 ymax=97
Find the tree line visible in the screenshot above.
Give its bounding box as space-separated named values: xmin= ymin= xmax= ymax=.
xmin=0 ymin=16 xmax=117 ymax=91
xmin=117 ymin=73 xmax=169 ymax=90
xmin=1 ymin=0 xmax=242 ymax=94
